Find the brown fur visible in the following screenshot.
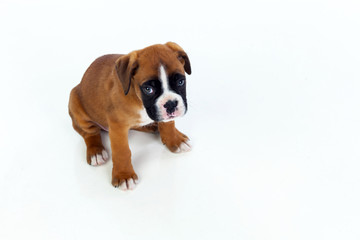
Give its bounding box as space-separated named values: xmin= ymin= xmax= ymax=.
xmin=68 ymin=42 xmax=191 ymax=188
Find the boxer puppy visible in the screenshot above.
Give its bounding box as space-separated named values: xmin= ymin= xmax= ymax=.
xmin=68 ymin=42 xmax=192 ymax=190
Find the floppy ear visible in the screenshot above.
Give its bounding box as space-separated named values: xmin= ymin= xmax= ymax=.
xmin=115 ymin=52 xmax=138 ymax=95
xmin=165 ymin=42 xmax=192 ymax=75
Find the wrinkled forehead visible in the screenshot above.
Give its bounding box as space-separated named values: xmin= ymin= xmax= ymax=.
xmin=136 ymin=53 xmax=185 ymax=85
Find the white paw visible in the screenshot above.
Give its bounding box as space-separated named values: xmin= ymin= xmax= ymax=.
xmin=119 ymin=178 xmax=137 ymax=191
xmin=90 ymin=150 xmax=109 ymax=166
xmin=175 ymin=140 xmax=192 ymax=153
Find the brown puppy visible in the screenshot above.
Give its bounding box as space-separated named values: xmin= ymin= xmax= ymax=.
xmin=68 ymin=42 xmax=192 ymax=190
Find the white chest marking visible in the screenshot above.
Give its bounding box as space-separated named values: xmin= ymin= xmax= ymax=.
xmin=137 ymin=108 xmax=154 ymax=126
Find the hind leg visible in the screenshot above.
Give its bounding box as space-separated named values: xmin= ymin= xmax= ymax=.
xmin=69 ymin=88 xmax=109 ymax=166
xmin=83 ymin=131 xmax=109 ymax=166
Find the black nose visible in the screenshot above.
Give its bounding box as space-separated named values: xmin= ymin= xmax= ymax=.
xmin=164 ymin=100 xmax=178 ymax=114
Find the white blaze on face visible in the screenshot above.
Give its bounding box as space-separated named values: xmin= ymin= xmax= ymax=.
xmin=156 ymin=65 xmax=186 ymax=121
xmin=159 ymin=65 xmax=169 ymax=92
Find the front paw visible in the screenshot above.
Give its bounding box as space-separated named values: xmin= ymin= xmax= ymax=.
xmin=161 ymin=129 xmax=192 ymax=153
xmin=112 ymin=172 xmax=138 ymax=191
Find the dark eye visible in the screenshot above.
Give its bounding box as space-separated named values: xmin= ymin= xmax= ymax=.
xmin=177 ymin=79 xmax=185 ymax=87
xmin=143 ymin=86 xmax=154 ymax=95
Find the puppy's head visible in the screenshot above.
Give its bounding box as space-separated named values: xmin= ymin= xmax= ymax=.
xmin=115 ymin=42 xmax=191 ymax=122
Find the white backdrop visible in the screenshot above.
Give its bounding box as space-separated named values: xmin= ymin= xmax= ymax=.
xmin=1 ymin=0 xmax=360 ymax=239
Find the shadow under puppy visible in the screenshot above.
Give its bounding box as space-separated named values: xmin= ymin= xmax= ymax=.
xmin=68 ymin=42 xmax=192 ymax=190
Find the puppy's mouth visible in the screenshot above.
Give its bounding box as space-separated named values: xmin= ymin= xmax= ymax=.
xmin=154 ymin=98 xmax=187 ymax=122
xmin=167 ymin=112 xmax=176 ymax=118
xmin=158 ymin=110 xmax=183 ymax=122
xmin=166 ymin=115 xmax=176 ymax=120
xmin=163 ymin=113 xmax=178 ymax=121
